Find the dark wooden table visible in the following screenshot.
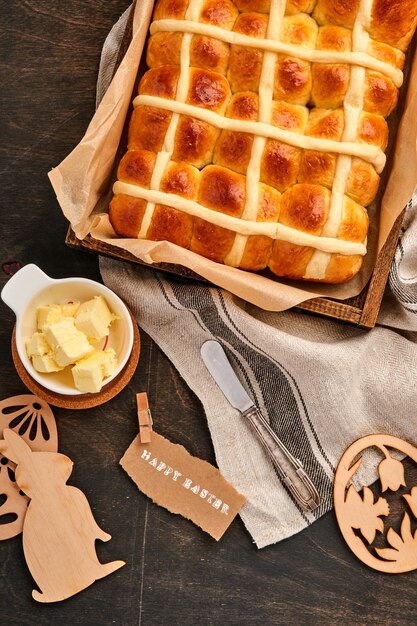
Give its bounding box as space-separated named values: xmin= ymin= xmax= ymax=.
xmin=1 ymin=2 xmax=416 ymax=624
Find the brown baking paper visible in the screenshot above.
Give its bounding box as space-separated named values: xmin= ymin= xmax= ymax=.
xmin=49 ymin=1 xmax=417 ymax=312
xmin=120 ymin=432 xmax=246 ymax=540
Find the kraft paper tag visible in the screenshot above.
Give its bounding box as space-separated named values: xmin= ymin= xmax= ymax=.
xmin=120 ymin=432 xmax=246 ymax=540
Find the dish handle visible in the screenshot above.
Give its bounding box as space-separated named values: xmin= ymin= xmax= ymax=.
xmin=1 ymin=264 xmax=53 ymax=317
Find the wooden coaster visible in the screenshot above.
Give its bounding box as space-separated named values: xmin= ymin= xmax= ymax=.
xmin=334 ymin=434 xmax=417 ymax=574
xmin=11 ymin=310 xmax=140 ymax=409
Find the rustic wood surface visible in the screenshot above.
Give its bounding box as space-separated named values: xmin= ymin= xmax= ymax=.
xmin=1 ymin=1 xmax=416 ymax=624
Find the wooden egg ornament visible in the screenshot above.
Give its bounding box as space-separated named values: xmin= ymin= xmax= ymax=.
xmin=0 ymin=395 xmax=58 ymax=540
xmin=334 ymin=434 xmax=417 ymax=573
xmin=0 ymin=429 xmax=125 ymax=602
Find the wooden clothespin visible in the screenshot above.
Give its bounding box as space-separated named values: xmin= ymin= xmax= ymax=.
xmin=137 ymin=393 xmax=153 ymax=444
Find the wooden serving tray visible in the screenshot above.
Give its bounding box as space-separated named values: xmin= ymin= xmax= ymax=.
xmin=66 ymin=209 xmax=403 ymax=329
xmin=62 ymin=2 xmax=413 ymax=331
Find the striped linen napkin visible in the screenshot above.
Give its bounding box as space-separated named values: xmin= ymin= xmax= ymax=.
xmin=98 ymin=6 xmax=417 ymax=547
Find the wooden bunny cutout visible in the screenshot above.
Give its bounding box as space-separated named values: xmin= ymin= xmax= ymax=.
xmin=0 ymin=429 xmax=125 ymax=602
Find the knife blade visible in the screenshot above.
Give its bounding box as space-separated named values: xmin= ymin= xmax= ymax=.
xmin=200 ymin=340 xmax=320 ymax=512
xmin=200 ymin=339 xmax=253 ymax=413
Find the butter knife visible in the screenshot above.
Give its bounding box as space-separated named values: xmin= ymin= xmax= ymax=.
xmin=200 ymin=340 xmax=320 ymax=512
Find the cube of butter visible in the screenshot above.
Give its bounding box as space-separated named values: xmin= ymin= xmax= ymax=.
xmin=43 ymin=318 xmax=93 ymax=366
xmin=37 ymin=304 xmax=63 ymax=330
xmin=72 ymin=349 xmax=118 ymax=393
xmin=37 ymin=302 xmax=80 ymax=331
xmin=75 ymin=296 xmax=115 ymax=341
xmin=26 ymin=332 xmax=49 ymax=357
xmin=54 ymin=335 xmax=93 ymax=367
xmin=32 ymin=353 xmax=64 ymax=373
xmin=43 ymin=318 xmax=78 ymax=350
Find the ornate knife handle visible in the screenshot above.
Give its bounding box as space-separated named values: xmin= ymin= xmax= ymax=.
xmin=242 ymin=406 xmax=321 ymax=512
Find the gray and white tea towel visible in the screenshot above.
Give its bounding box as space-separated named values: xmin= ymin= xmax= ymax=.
xmin=98 ymin=7 xmax=417 ymax=548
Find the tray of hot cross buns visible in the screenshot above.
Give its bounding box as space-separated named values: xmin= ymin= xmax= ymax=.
xmin=52 ymin=0 xmax=417 ymax=324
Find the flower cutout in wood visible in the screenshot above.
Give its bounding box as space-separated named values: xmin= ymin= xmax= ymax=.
xmin=0 ymin=395 xmax=58 ymax=540
xmin=378 ymin=454 xmax=406 ymax=492
xmin=375 ymin=513 xmax=417 ymax=566
xmin=404 ymin=487 xmax=417 ymax=518
xmin=344 ymin=485 xmax=389 ymax=544
xmin=334 ymin=434 xmax=417 ymax=573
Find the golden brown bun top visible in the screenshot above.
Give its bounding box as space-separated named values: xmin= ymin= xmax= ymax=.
xmin=227 ymin=92 xmax=259 ymax=119
xmin=153 ymin=0 xmax=189 ymax=20
xmin=370 ymin=0 xmax=417 ymax=51
xmin=271 ymin=100 xmax=308 ymax=132
xmin=160 ymin=161 xmax=200 ymax=198
xmin=279 ymin=184 xmax=329 ymax=234
xmin=305 ymin=108 xmax=343 ymax=140
xmin=313 ymin=0 xmax=360 ymax=29
xmin=281 ymin=13 xmax=318 ymax=47
xmin=139 ymin=66 xmax=180 ymax=100
xmin=316 ymin=24 xmax=351 ymax=51
xmin=233 ymin=12 xmax=267 ymax=38
xmin=199 ymin=165 xmax=246 ymax=215
xmin=200 ymin=0 xmax=239 ymax=27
